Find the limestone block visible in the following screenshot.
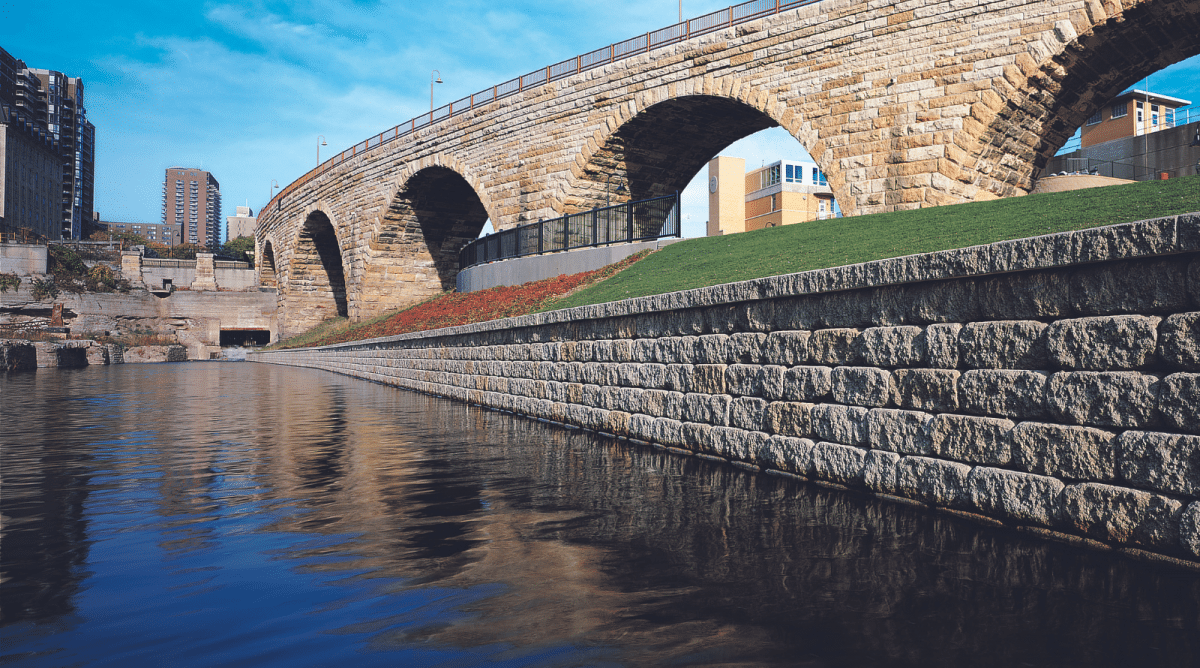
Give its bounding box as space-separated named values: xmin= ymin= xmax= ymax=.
xmin=890 ymin=368 xmax=959 ymax=412
xmin=683 ymin=392 xmax=730 ymax=426
xmin=958 ymin=320 xmax=1048 ymax=369
xmin=694 ymin=334 xmax=729 ymax=365
xmin=778 ymin=366 xmax=833 ymax=402
xmin=122 ymin=345 xmax=187 ymax=363
xmin=1046 ymin=315 xmax=1159 ymax=370
xmin=931 ymin=414 xmax=1014 ymax=466
xmin=812 ymin=442 xmax=869 ymax=487
xmin=831 ymin=366 xmax=891 ymax=407
xmin=682 ymin=421 xmax=712 ymax=452
xmin=1158 ymin=312 xmax=1200 ymax=371
xmin=730 ymin=397 xmax=769 ymax=431
xmin=759 ymin=365 xmax=786 ymax=401
xmin=854 ymin=326 xmax=924 ymax=367
xmin=1117 ymin=431 xmax=1200 ymax=496
xmin=638 ymin=363 xmax=667 ymax=389
xmin=1157 ymin=373 xmax=1199 ymax=433
xmin=977 ymin=270 xmax=1070 ymax=319
xmin=650 ymin=417 xmax=686 ymax=447
xmin=654 ymin=337 xmax=689 ymax=364
xmin=1181 ymin=502 xmax=1200 ymax=558
xmin=968 ymin=467 xmax=1063 ymax=527
xmin=1070 ymin=258 xmax=1190 ymax=316
xmin=1061 ymin=482 xmax=1183 ymax=549
xmin=663 ymin=364 xmax=693 ymax=393
xmin=106 ymin=344 xmax=125 ymax=364
xmin=864 ymin=450 xmax=902 ymax=494
xmin=727 ymin=332 xmax=767 ymax=364
xmin=632 ymin=338 xmax=656 ymax=363
xmin=865 ymin=408 xmax=934 ymax=455
xmin=923 ymin=323 xmax=961 ymax=369
xmin=691 ymin=364 xmax=727 ymax=395
xmin=809 ymin=404 xmax=869 ymax=445
xmin=709 ymin=426 xmax=766 ymax=461
xmin=1046 ymin=371 xmax=1160 ymax=429
xmin=764 ymin=401 xmax=813 ymax=438
xmin=756 ymin=435 xmax=816 ymax=475
xmin=808 ymin=328 xmax=859 ymax=365
xmin=84 ymin=345 xmax=110 ymax=365
xmin=761 ymin=330 xmax=811 ymax=366
xmin=958 ymin=369 xmax=1049 ymax=419
xmin=1011 ymin=422 xmax=1116 ymax=482
xmin=895 ymin=456 xmax=973 ymax=508
xmin=725 ymin=364 xmax=763 ymax=396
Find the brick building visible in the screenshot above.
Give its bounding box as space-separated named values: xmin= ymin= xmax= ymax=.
xmin=162 ymin=167 xmax=222 ymax=248
xmin=1080 ymin=89 xmax=1192 ymax=148
xmin=706 ymin=156 xmax=836 ymax=236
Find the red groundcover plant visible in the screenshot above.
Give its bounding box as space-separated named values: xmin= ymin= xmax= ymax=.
xmin=299 ymin=251 xmax=650 ymax=348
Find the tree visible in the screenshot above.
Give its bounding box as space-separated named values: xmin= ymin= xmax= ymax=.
xmin=221 ymin=236 xmax=255 ymax=266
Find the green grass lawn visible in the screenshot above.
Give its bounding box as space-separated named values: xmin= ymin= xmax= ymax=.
xmin=545 ymin=175 xmax=1200 ymax=312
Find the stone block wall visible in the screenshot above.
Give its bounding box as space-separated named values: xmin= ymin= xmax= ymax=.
xmin=251 ymin=216 xmax=1200 ymax=564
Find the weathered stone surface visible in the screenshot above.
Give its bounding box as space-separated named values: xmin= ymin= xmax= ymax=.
xmin=1070 ymin=258 xmax=1190 ymax=316
xmin=958 ymin=321 xmax=1048 ymax=369
xmin=682 ymin=421 xmax=712 ymax=452
xmin=727 ymin=332 xmax=767 ymax=364
xmin=1046 ymin=315 xmax=1159 ymax=370
xmin=32 ymin=341 xmax=88 ymax=368
xmin=756 ymin=435 xmax=816 ymax=475
xmin=759 ymin=365 xmax=786 ymax=401
xmin=1158 ymin=312 xmax=1200 ymax=371
xmin=691 ymin=364 xmax=727 ymax=395
xmin=809 ymin=405 xmax=869 ymax=445
xmin=895 ymin=456 xmax=973 ymax=508
xmin=831 ymin=366 xmax=891 ymax=407
xmin=694 ymin=334 xmax=728 ymax=365
xmin=1011 ymin=422 xmax=1116 ymax=481
xmin=1061 ymin=482 xmax=1183 ymax=549
xmin=761 ymin=330 xmax=810 ymax=366
xmin=931 ymin=414 xmax=1014 ymax=466
xmin=923 ymin=323 xmax=961 ymax=369
xmin=891 ymin=368 xmax=959 ymax=412
xmin=865 ymin=408 xmax=934 ymax=455
xmin=1046 ymin=371 xmax=1160 ymax=428
xmin=807 ymin=328 xmax=859 ymax=366
xmin=725 ymin=364 xmax=763 ymax=397
xmin=1181 ymin=502 xmax=1200 ymax=558
xmin=709 ymin=426 xmax=767 ymax=462
xmin=854 ymin=326 xmax=924 ymax=367
xmin=663 ymin=364 xmax=692 ymax=393
xmin=764 ymin=401 xmax=812 ymax=438
xmin=1117 ymin=431 xmax=1200 ymax=496
xmin=683 ymin=392 xmax=730 ymax=426
xmin=863 ymin=450 xmax=902 ymax=494
xmin=1157 ymin=373 xmax=1199 ymax=433
xmin=811 ymin=442 xmax=869 ymax=487
xmin=958 ymin=369 xmax=1049 ymax=419
xmin=778 ymin=366 xmax=832 ymax=402
xmin=977 ymin=270 xmax=1070 ymax=319
xmin=969 ymin=467 xmax=1063 ymax=526
xmin=1 ymin=340 xmax=37 ymax=372
xmin=729 ymin=397 xmax=769 ymax=431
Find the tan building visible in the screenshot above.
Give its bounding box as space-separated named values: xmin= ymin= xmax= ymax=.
xmin=1080 ymin=90 xmax=1192 ymax=148
xmin=162 ymin=167 xmax=222 ymax=248
xmin=99 ymin=218 xmax=182 ymax=245
xmin=707 ymin=157 xmax=836 ymax=236
xmin=226 ymin=205 xmax=255 ymax=240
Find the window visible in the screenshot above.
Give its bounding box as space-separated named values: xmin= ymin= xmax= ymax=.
xmin=812 ymin=168 xmax=827 ymax=186
xmin=1152 ymin=112 xmax=1159 ymax=127
xmin=1165 ymin=107 xmax=1175 ymax=127
xmin=1111 ymin=102 xmax=1127 ymax=119
xmin=1085 ymin=109 xmax=1103 ymax=125
xmin=758 ymin=165 xmax=780 ymax=190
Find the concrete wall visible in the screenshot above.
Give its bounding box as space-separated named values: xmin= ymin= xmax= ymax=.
xmin=456 ymin=238 xmax=682 ymax=293
xmin=1046 ymin=121 xmax=1200 ymax=179
xmin=0 ymin=244 xmax=47 ymax=274
xmin=252 ymin=214 xmax=1200 ymax=565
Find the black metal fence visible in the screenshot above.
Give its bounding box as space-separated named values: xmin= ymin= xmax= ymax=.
xmin=460 ymin=193 xmax=680 ymax=270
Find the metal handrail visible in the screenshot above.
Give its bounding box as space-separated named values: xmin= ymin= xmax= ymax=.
xmin=263 ymin=0 xmax=826 ymax=216
xmin=458 ymin=193 xmax=681 ymax=270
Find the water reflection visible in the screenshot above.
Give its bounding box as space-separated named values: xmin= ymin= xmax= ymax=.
xmin=1 ymin=363 xmax=1197 ymax=667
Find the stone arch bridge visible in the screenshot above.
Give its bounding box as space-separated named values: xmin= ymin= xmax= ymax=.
xmin=256 ymin=0 xmax=1200 ymax=336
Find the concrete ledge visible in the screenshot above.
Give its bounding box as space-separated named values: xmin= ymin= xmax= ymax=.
xmin=456 ymin=238 xmax=683 ymax=293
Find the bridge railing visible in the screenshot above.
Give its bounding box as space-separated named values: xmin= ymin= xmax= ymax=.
xmin=264 ymin=0 xmax=823 ymax=215
xmin=458 ymin=193 xmax=680 ymax=271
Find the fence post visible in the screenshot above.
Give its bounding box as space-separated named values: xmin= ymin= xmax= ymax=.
xmin=626 ymin=200 xmax=633 ymax=241
xmin=563 ymin=215 xmax=570 ymax=251
xmin=592 ymin=210 xmax=598 ymax=246
xmin=538 ymin=220 xmax=544 ymax=254
xmin=675 ymin=191 xmax=682 ymax=237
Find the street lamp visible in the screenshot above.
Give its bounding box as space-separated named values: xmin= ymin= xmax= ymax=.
xmin=270 ymin=179 xmax=279 ymax=201
xmin=431 ymin=70 xmax=443 ymax=113
xmin=317 ymin=135 xmax=327 ymax=166
xmin=605 ymin=173 xmax=627 ymax=208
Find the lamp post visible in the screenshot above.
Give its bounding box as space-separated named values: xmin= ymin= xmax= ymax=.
xmin=270 ymin=179 xmax=279 ymax=201
xmin=605 ymin=173 xmax=627 ymax=208
xmin=317 ymin=135 xmax=327 ymax=166
xmin=431 ymin=70 xmax=443 ymax=113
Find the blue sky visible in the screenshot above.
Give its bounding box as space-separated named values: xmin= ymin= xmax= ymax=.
xmin=3 ymin=1 xmax=1198 ymax=240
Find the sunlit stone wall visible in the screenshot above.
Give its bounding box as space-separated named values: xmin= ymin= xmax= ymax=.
xmin=251 ymin=214 xmax=1200 ymax=565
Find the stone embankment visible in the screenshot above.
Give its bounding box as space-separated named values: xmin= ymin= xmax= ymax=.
xmin=2 ymin=339 xmax=187 ymax=371
xmin=250 ymin=215 xmax=1200 ymax=566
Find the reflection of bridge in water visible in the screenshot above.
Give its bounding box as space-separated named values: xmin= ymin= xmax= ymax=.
xmin=254 ymin=0 xmax=1200 ymax=335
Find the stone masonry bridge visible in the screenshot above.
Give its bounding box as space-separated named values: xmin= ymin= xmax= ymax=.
xmin=255 ymin=0 xmax=1200 ymax=336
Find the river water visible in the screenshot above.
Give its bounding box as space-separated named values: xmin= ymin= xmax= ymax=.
xmin=1 ymin=362 xmax=1197 ymax=667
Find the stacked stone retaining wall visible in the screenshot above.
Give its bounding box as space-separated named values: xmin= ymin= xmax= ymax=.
xmin=251 ymin=215 xmax=1200 ymax=565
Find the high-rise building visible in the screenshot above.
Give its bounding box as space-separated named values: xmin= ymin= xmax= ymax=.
xmin=162 ymin=167 xmax=222 ymax=248
xmin=226 ymin=205 xmax=255 ymax=240
xmin=706 ymin=156 xmax=837 ymax=236
xmin=0 ymin=46 xmax=95 ymax=239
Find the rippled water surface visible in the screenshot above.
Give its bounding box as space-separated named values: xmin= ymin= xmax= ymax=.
xmin=2 ymin=362 xmax=1198 ymax=667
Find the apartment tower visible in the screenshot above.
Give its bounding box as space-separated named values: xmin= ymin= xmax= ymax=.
xmin=162 ymin=167 xmax=222 ymax=248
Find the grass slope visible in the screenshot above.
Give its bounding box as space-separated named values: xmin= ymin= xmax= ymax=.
xmin=546 ymin=175 xmax=1200 ymax=312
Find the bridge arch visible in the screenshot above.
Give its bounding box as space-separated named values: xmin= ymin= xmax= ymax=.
xmin=284 ymin=209 xmax=349 ymax=334
xmin=259 ymin=240 xmax=278 ymax=290
xmin=964 ymin=0 xmax=1200 ymax=197
xmin=564 ymin=85 xmax=842 ymax=215
xmin=356 ymin=161 xmax=494 ymax=317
